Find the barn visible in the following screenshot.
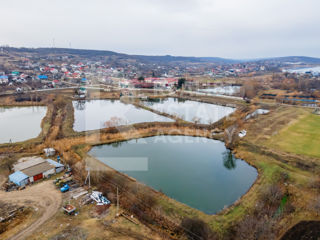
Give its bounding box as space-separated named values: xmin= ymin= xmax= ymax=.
xmin=10 ymin=157 xmax=64 ymax=185
xmin=21 ymin=161 xmax=56 ymax=183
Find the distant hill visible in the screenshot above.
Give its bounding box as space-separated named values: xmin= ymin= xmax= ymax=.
xmin=3 ymin=47 xmax=320 ymax=65
xmin=1 ymin=47 xmax=239 ymax=64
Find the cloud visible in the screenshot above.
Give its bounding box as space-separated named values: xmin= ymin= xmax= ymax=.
xmin=0 ymin=0 xmax=319 ymax=58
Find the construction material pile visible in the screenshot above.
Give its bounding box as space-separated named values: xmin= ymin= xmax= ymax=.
xmin=90 ymin=191 xmax=110 ymax=206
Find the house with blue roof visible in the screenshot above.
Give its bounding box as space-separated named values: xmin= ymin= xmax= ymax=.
xmin=38 ymin=75 xmax=48 ymax=80
xmin=9 ymin=171 xmax=29 ymax=186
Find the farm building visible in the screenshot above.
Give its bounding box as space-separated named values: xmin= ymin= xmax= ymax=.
xmin=9 ymin=171 xmax=29 ymax=187
xmin=22 ymin=161 xmax=56 ymax=183
xmin=9 ymin=157 xmax=64 ymax=185
xmin=46 ymin=159 xmax=64 ymax=173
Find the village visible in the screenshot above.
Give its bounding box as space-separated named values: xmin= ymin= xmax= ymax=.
xmin=0 ymin=47 xmax=319 ymax=240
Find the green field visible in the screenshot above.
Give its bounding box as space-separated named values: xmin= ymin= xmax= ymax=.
xmin=269 ymin=113 xmax=320 ymax=158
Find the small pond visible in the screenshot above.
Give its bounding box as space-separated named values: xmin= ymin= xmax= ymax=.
xmin=143 ymin=98 xmax=235 ymax=124
xmin=0 ymin=106 xmax=47 ymax=144
xmin=89 ymin=135 xmax=257 ymax=214
xmin=198 ymin=86 xmax=241 ymax=96
xmin=245 ymin=109 xmax=270 ymax=120
xmin=73 ymin=100 xmax=174 ymax=132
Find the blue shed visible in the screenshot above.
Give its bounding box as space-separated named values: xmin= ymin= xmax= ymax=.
xmin=9 ymin=171 xmax=29 ymax=186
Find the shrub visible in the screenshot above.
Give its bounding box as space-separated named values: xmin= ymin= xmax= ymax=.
xmin=181 ymin=218 xmax=217 ymax=240
xmin=260 ymin=185 xmax=284 ymax=208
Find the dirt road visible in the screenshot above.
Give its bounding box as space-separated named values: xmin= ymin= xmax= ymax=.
xmin=0 ymin=180 xmax=62 ymax=240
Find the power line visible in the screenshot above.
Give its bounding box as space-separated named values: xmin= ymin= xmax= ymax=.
xmin=97 ymin=174 xmax=204 ymax=240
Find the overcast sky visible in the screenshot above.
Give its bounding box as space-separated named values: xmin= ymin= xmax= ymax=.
xmin=1 ymin=0 xmax=320 ymax=59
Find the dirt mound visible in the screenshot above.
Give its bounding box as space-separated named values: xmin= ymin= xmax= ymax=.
xmin=281 ymin=221 xmax=320 ymax=240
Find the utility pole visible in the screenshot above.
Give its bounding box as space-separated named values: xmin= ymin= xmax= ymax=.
xmin=116 ymin=186 xmax=119 ymax=216
xmin=85 ymin=167 xmax=91 ymax=188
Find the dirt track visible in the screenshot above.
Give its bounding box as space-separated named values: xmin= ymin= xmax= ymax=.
xmin=0 ymin=180 xmax=62 ymax=240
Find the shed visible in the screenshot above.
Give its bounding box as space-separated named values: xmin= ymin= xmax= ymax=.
xmin=43 ymin=148 xmax=56 ymax=157
xmin=46 ymin=159 xmax=65 ymax=173
xmin=9 ymin=171 xmax=29 ymax=187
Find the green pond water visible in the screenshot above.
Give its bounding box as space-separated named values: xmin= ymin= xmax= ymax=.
xmin=89 ymin=135 xmax=257 ymax=214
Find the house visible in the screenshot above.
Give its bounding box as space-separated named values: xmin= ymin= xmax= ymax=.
xmin=0 ymin=75 xmax=9 ymax=84
xmin=38 ymin=75 xmax=48 ymax=81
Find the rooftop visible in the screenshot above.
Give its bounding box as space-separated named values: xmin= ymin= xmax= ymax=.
xmin=13 ymin=157 xmax=46 ymax=172
xmin=9 ymin=171 xmax=29 ymax=183
xmin=46 ymin=159 xmax=64 ymax=168
xmin=21 ymin=162 xmax=55 ymax=177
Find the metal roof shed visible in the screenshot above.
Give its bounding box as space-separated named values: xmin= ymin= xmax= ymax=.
xmin=9 ymin=171 xmax=29 ymax=186
xmin=46 ymin=159 xmax=65 ymax=173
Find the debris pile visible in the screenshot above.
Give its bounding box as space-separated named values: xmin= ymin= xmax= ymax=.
xmin=90 ymin=191 xmax=111 ymax=206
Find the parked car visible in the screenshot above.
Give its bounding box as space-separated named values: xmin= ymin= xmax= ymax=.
xmin=60 ymin=184 xmax=69 ymax=193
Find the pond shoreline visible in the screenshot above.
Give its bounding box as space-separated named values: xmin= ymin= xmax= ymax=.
xmin=84 ymin=132 xmax=258 ymax=216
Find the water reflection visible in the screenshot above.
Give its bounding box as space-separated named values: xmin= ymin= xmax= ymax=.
xmin=74 ymin=100 xmax=86 ymax=111
xmin=143 ymin=98 xmax=235 ymax=124
xmin=73 ymin=100 xmax=174 ymax=132
xmin=223 ymin=150 xmax=237 ymax=170
xmin=111 ymin=141 xmax=124 ymax=148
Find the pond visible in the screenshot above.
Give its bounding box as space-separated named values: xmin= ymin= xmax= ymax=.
xmin=89 ymin=135 xmax=257 ymax=214
xmin=284 ymin=66 xmax=320 ymax=74
xmin=198 ymin=86 xmax=241 ymax=96
xmin=0 ymin=106 xmax=47 ymax=144
xmin=143 ymin=98 xmax=235 ymax=124
xmin=73 ymin=100 xmax=174 ymax=132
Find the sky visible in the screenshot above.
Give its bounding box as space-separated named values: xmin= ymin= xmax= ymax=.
xmin=1 ymin=0 xmax=320 ymax=59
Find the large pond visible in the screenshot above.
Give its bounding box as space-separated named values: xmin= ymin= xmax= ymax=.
xmin=89 ymin=136 xmax=257 ymax=214
xmin=143 ymin=98 xmax=235 ymax=124
xmin=73 ymin=100 xmax=174 ymax=132
xmin=0 ymin=106 xmax=47 ymax=144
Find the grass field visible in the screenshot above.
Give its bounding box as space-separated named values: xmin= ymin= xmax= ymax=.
xmin=268 ymin=113 xmax=320 ymax=158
